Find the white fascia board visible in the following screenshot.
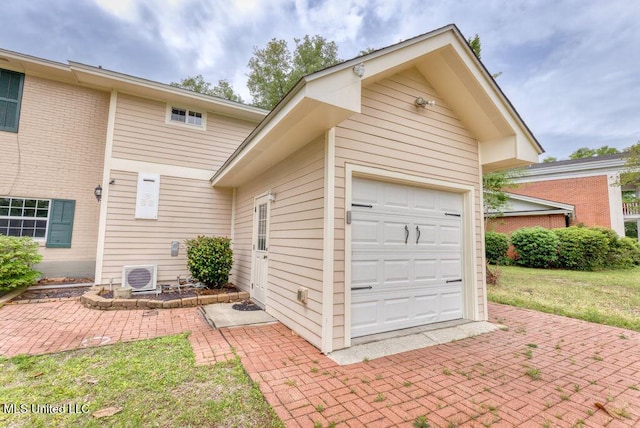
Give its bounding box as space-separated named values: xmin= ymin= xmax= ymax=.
xmin=502 ymin=192 xmax=575 ymax=211
xmin=516 ymin=158 xmax=627 ymax=182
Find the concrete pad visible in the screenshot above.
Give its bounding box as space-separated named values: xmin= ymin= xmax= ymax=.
xmin=201 ymin=303 xmax=276 ymax=328
xmin=328 ymin=321 xmax=501 ymax=365
xmin=329 ymin=333 xmax=438 ymax=365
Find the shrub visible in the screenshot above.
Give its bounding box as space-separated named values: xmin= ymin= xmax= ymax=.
xmin=0 ymin=236 xmax=42 ymax=291
xmin=611 ymin=237 xmax=640 ymax=268
xmin=184 ymin=236 xmax=233 ymax=288
xmin=509 ymin=227 xmax=559 ymax=268
xmin=553 ymin=227 xmax=609 ymax=271
xmin=485 ymin=231 xmax=509 ymax=264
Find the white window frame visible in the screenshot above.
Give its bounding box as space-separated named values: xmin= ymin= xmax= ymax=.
xmin=0 ymin=197 xmax=51 ymax=241
xmin=165 ymin=104 xmax=207 ymax=130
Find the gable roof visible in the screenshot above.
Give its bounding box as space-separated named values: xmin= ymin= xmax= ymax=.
xmin=211 ymin=24 xmax=544 ymax=187
xmin=488 ymin=192 xmax=575 ymax=216
xmin=0 ymin=48 xmax=267 ymax=123
xmin=515 ymin=153 xmax=627 ymax=183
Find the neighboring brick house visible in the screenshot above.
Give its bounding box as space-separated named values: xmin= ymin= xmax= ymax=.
xmin=486 ymin=154 xmax=630 ymax=236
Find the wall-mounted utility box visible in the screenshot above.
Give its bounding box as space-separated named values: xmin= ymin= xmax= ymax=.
xmin=297 ymin=287 xmax=309 ymax=304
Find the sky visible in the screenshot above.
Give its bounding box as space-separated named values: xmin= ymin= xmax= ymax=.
xmin=2 ymin=0 xmax=639 ymax=161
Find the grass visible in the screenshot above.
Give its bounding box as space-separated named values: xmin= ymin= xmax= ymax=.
xmin=487 ymin=265 xmax=640 ymax=331
xmin=0 ymin=334 xmax=282 ymax=428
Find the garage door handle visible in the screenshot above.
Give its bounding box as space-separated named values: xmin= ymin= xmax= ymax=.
xmin=351 ymin=286 xmax=373 ymax=290
xmin=404 ymin=225 xmax=409 ymax=244
xmin=446 ymin=279 xmax=462 ymax=283
xmin=416 ymin=225 xmax=421 ymax=244
xmin=352 ymin=203 xmax=373 ymax=208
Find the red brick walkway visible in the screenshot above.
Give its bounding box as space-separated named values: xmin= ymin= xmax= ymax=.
xmin=1 ymin=300 xmax=639 ymax=427
xmin=0 ymin=300 xmax=233 ymax=364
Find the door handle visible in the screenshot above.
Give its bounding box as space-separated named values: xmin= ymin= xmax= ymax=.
xmin=263 ymin=255 xmax=267 ymax=259
xmin=404 ymin=225 xmax=409 ymax=244
xmin=416 ymin=225 xmax=421 ymax=244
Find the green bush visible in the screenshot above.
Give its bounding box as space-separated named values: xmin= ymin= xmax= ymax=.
xmin=553 ymin=227 xmax=609 ymax=271
xmin=0 ymin=236 xmax=42 ymax=291
xmin=612 ymin=237 xmax=640 ymax=268
xmin=485 ymin=231 xmax=509 ymax=264
xmin=184 ymin=236 xmax=233 ymax=288
xmin=509 ymin=227 xmax=559 ymax=268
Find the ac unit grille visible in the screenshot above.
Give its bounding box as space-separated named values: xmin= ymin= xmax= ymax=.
xmin=122 ymin=265 xmax=157 ymax=292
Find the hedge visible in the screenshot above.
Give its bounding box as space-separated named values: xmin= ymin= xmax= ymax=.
xmin=485 ymin=231 xmax=509 ymax=264
xmin=509 ymin=227 xmax=559 ymax=268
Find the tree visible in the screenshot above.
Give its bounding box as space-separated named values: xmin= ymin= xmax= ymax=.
xmin=595 ymin=145 xmax=620 ymax=156
xmin=621 ymin=141 xmax=640 ymax=186
xmin=569 ymin=145 xmax=620 ymax=159
xmin=209 ymin=80 xmax=244 ymax=103
xmin=171 ymin=75 xmax=243 ymax=103
xmin=542 ymin=156 xmax=557 ymax=163
xmin=467 ymin=34 xmax=502 ymax=79
xmin=569 ymin=147 xmax=596 ymax=159
xmin=247 ymin=35 xmax=341 ymax=110
xmin=483 ymin=169 xmax=521 ymax=226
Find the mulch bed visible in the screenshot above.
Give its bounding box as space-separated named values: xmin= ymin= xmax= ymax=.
xmin=10 ymin=282 xmax=239 ymax=303
xmin=12 ymin=286 xmax=90 ymax=301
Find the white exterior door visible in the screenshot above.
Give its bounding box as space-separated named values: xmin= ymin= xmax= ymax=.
xmin=351 ymin=177 xmax=464 ymax=338
xmin=251 ymin=195 xmax=269 ymax=307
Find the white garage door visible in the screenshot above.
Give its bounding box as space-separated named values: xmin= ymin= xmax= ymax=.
xmin=351 ymin=177 xmax=464 ymax=338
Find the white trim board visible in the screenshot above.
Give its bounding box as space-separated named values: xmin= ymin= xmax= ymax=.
xmin=321 ymin=128 xmax=336 ymax=354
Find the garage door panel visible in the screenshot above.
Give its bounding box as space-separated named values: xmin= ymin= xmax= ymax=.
xmin=441 ymin=258 xmax=462 ymax=279
xmin=352 ymin=259 xmax=378 ymax=285
xmin=351 ymin=177 xmax=464 ymax=338
xmin=440 ymin=225 xmax=462 ymax=246
xmin=414 ymin=259 xmax=437 ymax=280
xmin=414 ymin=294 xmax=439 ymax=321
xmin=441 ymin=291 xmax=464 ymax=318
xmin=383 ymin=297 xmax=412 ymax=323
xmin=382 ymin=183 xmax=410 ymax=209
xmin=352 ymin=219 xmax=379 ymax=244
xmin=383 ymin=259 xmax=411 ymax=283
xmin=352 ymin=300 xmax=380 ymax=331
xmin=383 ymin=221 xmax=409 ymax=245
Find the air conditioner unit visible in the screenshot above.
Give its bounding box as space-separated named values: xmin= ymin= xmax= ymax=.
xmin=122 ymin=265 xmax=157 ymax=293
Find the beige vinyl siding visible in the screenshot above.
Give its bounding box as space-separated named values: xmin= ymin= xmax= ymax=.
xmin=111 ymin=93 xmax=256 ymax=171
xmin=233 ymin=137 xmax=325 ymax=348
xmin=0 ymin=75 xmax=108 ymax=275
xmin=101 ymin=171 xmax=232 ymax=283
xmin=333 ymin=67 xmax=484 ymax=350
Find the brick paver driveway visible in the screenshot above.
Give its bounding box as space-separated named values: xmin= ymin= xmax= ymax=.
xmin=1 ymin=300 xmax=639 ymax=427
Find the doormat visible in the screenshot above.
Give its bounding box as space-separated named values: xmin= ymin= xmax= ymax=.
xmin=232 ymin=301 xmax=261 ymax=311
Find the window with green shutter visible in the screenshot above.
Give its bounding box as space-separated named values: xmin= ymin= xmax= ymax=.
xmin=46 ymin=199 xmax=75 ymax=248
xmin=0 ymin=68 xmax=25 ymax=133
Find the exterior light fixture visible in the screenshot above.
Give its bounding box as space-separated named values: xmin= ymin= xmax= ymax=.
xmin=415 ymin=97 xmax=436 ymax=108
xmin=352 ymin=63 xmax=365 ymax=78
xmin=94 ymin=185 xmax=102 ymax=202
xmin=267 ymin=190 xmax=276 ymax=202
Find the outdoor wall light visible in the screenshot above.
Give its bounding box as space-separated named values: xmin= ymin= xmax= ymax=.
xmin=352 ymin=63 xmax=365 ymax=78
xmin=267 ymin=190 xmax=276 ymax=202
xmin=94 ymin=185 xmax=102 ymax=202
xmin=415 ymin=97 xmax=436 ymax=108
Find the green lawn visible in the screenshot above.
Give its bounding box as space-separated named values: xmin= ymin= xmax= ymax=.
xmin=0 ymin=334 xmax=283 ymax=428
xmin=488 ymin=265 xmax=640 ymax=331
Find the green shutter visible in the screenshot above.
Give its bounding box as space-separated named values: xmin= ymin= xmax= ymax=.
xmin=0 ymin=69 xmax=24 ymax=133
xmin=46 ymin=199 xmax=75 ymax=248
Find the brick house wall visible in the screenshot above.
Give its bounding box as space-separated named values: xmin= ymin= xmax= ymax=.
xmin=508 ymin=175 xmax=611 ymax=229
xmin=487 ymin=213 xmax=567 ymax=234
